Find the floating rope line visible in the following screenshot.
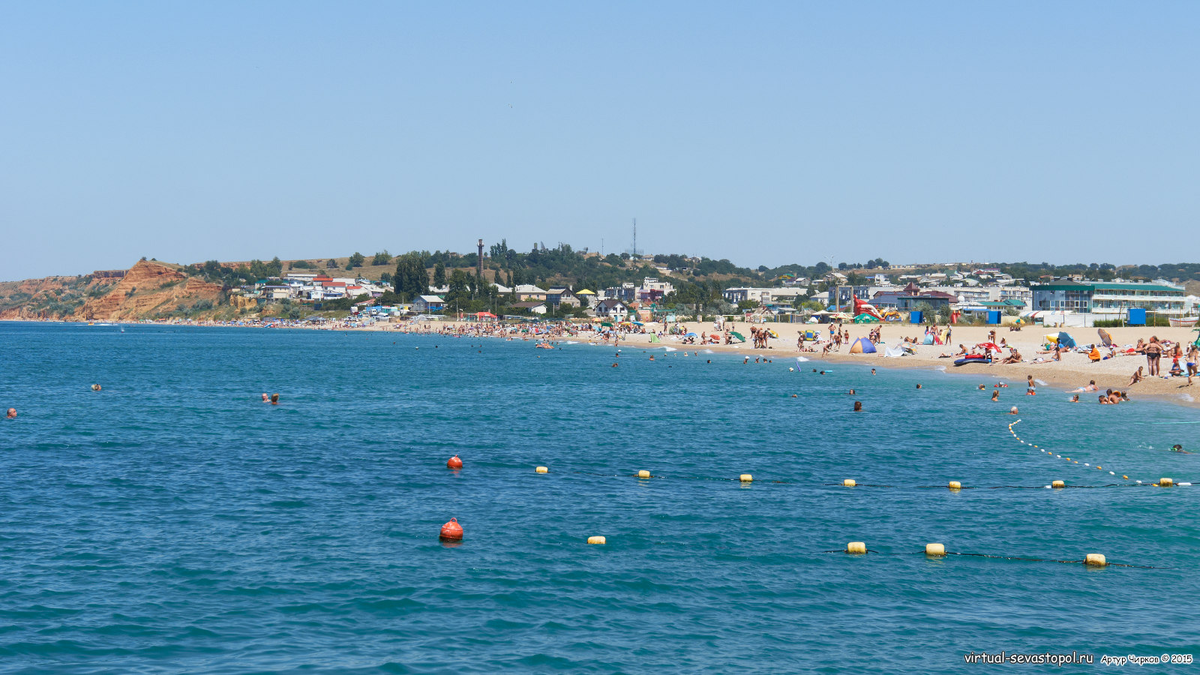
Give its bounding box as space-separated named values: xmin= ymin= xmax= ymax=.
xmin=1007 ymin=420 xmax=1190 ymax=487
xmin=565 ymin=471 xmax=1173 ymax=490
xmin=821 ymin=548 xmax=1161 ymax=569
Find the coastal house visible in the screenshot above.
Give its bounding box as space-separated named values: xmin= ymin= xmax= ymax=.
xmin=636 ymin=277 xmax=674 ymax=303
xmin=512 ymin=301 xmax=547 ymax=315
xmin=1030 ymin=281 xmax=1186 ymax=317
xmin=265 ymin=285 xmax=292 ymax=301
xmin=602 ymin=284 xmax=637 ymax=302
xmin=594 ymin=299 xmax=629 ymax=321
xmin=723 ymin=287 xmax=807 ymax=308
xmin=514 ymin=284 xmax=548 ymax=302
xmin=546 ymin=288 xmax=580 ymax=307
xmin=575 ymin=289 xmax=598 ymax=308
xmin=413 ymin=295 xmax=446 ymax=313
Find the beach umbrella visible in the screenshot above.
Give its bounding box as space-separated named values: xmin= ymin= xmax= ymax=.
xmin=1098 ymin=328 xmax=1113 ymax=347
xmin=1056 ymin=332 xmax=1077 ymax=348
xmin=729 ymin=331 xmax=746 ymax=343
xmin=684 ymin=332 xmax=698 ymax=337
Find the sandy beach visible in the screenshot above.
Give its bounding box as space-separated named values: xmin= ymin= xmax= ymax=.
xmin=609 ymin=322 xmax=1200 ymax=408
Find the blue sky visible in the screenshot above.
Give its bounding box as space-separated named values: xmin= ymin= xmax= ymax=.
xmin=2 ymin=2 xmax=1197 ymax=280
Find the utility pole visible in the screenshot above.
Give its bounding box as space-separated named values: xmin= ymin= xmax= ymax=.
xmin=477 ymin=239 xmax=484 ymax=278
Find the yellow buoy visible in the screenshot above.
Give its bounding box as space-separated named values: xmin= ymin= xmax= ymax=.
xmin=740 ymin=474 xmax=753 ymax=482
xmin=1160 ymin=477 xmax=1174 ymax=487
xmin=1085 ymin=553 xmax=1107 ymax=567
xmin=925 ymin=543 xmax=946 ymax=556
xmin=1122 ymin=475 xmax=1128 ymax=480
xmin=948 ymin=481 xmax=961 ymax=490
xmin=587 ymin=536 xmax=606 ymax=545
xmin=1051 ymin=480 xmax=1065 ymax=488
xmin=637 ymin=470 xmax=651 ymax=479
xmin=843 ymin=479 xmax=856 ymax=487
xmin=535 ymin=466 xmax=548 ymax=474
xmin=846 ymin=541 xmax=867 ymax=554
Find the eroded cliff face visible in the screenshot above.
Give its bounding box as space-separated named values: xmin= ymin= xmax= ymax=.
xmin=75 ymin=261 xmax=223 ymax=320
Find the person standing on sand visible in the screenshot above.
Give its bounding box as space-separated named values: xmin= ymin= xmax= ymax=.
xmin=1145 ymin=337 xmax=1163 ymax=376
xmin=1187 ymin=344 xmax=1199 ymax=385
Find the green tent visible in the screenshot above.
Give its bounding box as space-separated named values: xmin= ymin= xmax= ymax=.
xmin=853 ymin=314 xmax=880 ymax=323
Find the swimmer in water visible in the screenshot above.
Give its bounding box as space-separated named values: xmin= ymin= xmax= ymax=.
xmin=871 ymin=369 xmax=876 ymax=375
xmin=1009 ymin=406 xmax=1019 ymax=414
xmin=270 ymin=393 xmax=279 ymax=405
xmin=262 ymin=393 xmax=269 ymax=402
xmin=853 ymin=401 xmax=862 ymax=412
xmin=848 ymin=389 xmax=856 ymax=395
xmin=991 ymin=391 xmax=999 ymax=402
xmin=91 ymin=384 xmax=101 ymax=391
xmin=1070 ymin=394 xmax=1079 ymax=402
xmin=5 ymin=408 xmax=15 ymax=419
xmin=916 ymin=384 xmax=922 ymax=389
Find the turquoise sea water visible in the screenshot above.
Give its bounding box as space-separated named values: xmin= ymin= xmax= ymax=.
xmin=2 ymin=321 xmax=1198 ymax=673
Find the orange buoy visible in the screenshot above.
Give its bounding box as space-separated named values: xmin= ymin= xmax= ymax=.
xmin=447 ymin=455 xmax=463 ymax=469
xmin=439 ymin=517 xmax=463 ymax=541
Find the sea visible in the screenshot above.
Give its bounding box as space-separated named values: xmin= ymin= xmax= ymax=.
xmin=2 ymin=321 xmax=1198 ymax=673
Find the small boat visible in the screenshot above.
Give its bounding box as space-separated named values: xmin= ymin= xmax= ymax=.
xmin=953 ymin=354 xmax=991 ymax=367
xmin=1168 ymin=316 xmax=1198 ymax=328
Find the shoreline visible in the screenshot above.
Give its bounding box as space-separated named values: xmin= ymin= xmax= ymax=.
xmin=6 ymin=317 xmax=1199 ymax=410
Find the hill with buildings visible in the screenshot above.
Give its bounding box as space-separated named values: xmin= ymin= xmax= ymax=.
xmin=2 ymin=245 xmax=1199 ymax=324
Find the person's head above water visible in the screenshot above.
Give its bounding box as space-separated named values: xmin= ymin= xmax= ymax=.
xmin=853 ymin=401 xmax=862 ymax=412
xmin=261 ymin=393 xmax=269 ymax=402
xmin=5 ymin=408 xmax=15 ymax=419
xmin=270 ymin=393 xmax=279 ymax=404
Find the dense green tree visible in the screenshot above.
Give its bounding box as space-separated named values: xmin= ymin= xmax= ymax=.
xmin=433 ymin=262 xmax=447 ymax=287
xmin=393 ymin=253 xmax=429 ymax=300
xmin=372 ymin=250 xmax=392 ymax=265
xmin=349 ymin=252 xmax=366 ymax=267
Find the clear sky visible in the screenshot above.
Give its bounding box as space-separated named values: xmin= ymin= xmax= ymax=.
xmin=2 ymin=2 xmax=1198 ymax=280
